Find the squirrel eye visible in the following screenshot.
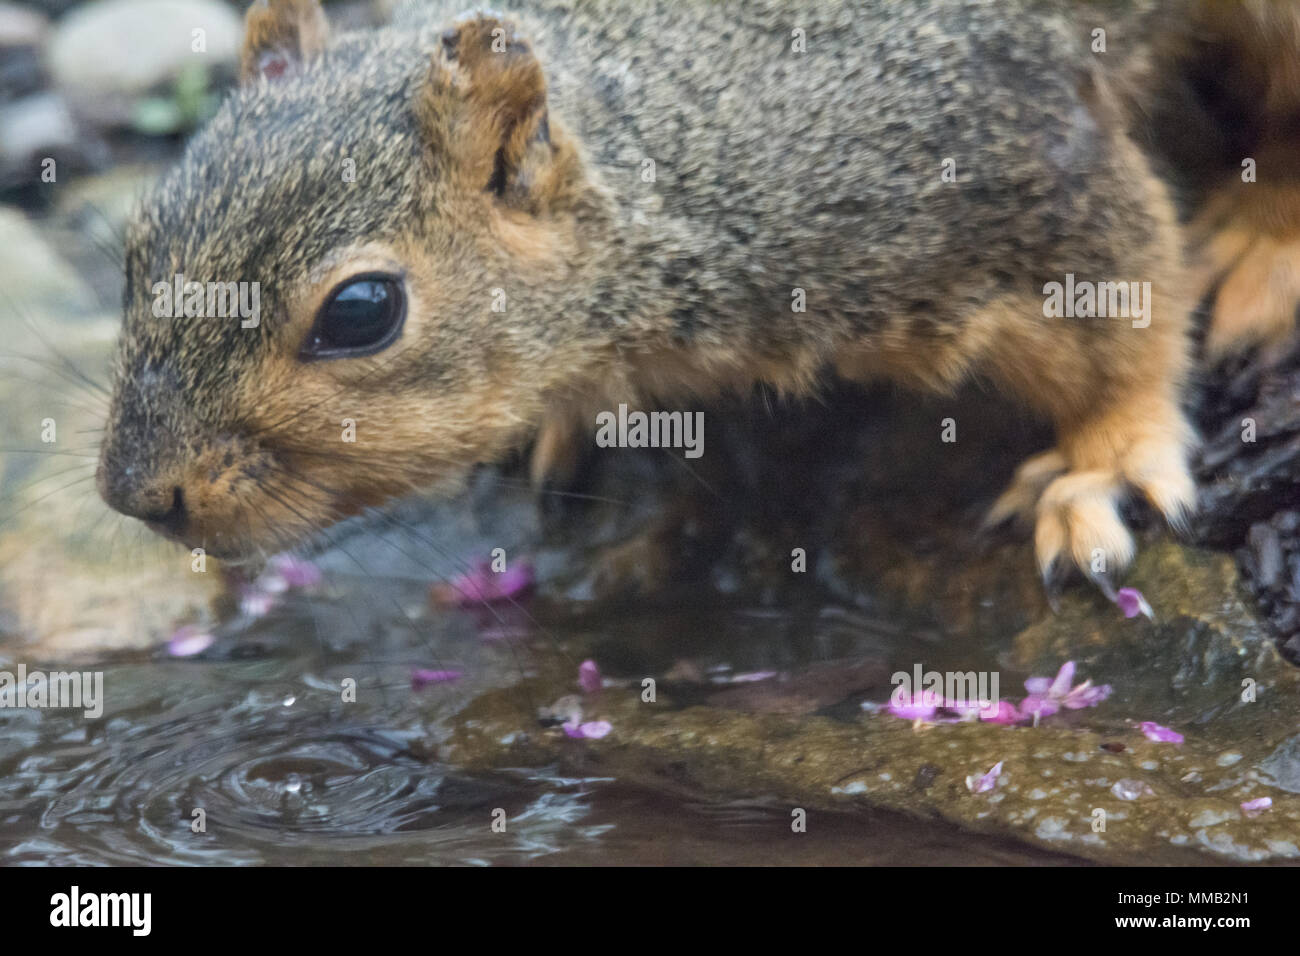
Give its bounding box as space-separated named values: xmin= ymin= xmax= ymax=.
xmin=301 ymin=273 xmax=406 ymax=359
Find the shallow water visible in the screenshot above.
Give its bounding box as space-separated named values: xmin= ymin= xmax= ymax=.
xmin=0 ymin=574 xmax=1082 ymax=866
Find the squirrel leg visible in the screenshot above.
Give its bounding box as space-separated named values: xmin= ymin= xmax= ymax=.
xmin=1193 ymin=177 xmax=1300 ymax=360
xmin=974 ymin=288 xmax=1197 ymax=586
xmin=1174 ymin=0 xmax=1300 ymax=360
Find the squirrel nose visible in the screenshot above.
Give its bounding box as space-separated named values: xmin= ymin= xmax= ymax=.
xmin=99 ymin=465 xmax=189 ymax=537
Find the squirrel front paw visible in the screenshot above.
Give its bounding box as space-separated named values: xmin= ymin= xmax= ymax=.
xmin=987 ymin=401 xmax=1196 ymax=593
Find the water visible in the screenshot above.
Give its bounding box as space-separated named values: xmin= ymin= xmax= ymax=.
xmin=0 ymin=578 xmax=1079 ymax=866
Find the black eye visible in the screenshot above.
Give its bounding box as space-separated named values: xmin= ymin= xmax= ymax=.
xmin=300 ymin=273 xmax=406 ymax=359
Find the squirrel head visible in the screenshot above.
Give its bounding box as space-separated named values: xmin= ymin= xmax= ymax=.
xmin=98 ymin=0 xmax=612 ymax=560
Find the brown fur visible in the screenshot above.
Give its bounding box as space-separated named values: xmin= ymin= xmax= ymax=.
xmin=97 ymin=0 xmax=1300 ymax=586
xmin=1140 ymin=0 xmax=1300 ymax=356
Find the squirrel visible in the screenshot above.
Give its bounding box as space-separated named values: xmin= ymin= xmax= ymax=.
xmin=95 ymin=0 xmax=1300 ymax=591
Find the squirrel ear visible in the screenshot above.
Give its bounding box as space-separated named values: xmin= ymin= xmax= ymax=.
xmin=239 ymin=0 xmax=330 ymax=84
xmin=428 ymin=13 xmax=553 ymax=209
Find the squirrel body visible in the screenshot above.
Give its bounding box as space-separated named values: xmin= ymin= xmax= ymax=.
xmin=98 ymin=0 xmax=1300 ymax=586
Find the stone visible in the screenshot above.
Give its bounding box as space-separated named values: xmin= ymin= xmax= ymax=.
xmin=47 ymin=0 xmax=240 ymax=99
xmin=0 ymin=3 xmax=47 ymax=48
xmin=0 ymin=93 xmax=79 ymax=180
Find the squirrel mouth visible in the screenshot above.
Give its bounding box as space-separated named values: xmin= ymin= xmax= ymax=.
xmin=145 ymin=520 xmax=251 ymax=562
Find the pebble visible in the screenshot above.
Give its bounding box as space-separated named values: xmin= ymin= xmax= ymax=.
xmin=1189 ymin=808 xmax=1233 ymax=828
xmin=1111 ymin=779 xmax=1154 ymax=801
xmin=48 ymin=0 xmax=240 ymax=98
xmin=0 ymin=3 xmax=47 ymax=48
xmin=0 ymin=93 xmax=78 ymax=170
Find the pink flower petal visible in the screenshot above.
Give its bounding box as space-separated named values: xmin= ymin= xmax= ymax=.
xmin=495 ymin=563 xmax=535 ymax=599
xmin=1063 ymin=680 xmax=1112 ymax=709
xmin=1022 ymin=662 xmax=1111 ymax=718
xmin=1048 ymin=661 xmax=1076 ymax=698
xmin=238 ymin=586 xmax=278 ymax=618
xmin=1115 ymin=587 xmax=1154 ymax=620
xmin=1140 ymin=721 xmax=1184 ymax=744
xmin=562 ymin=720 xmax=612 ymax=739
xmin=890 ymin=664 xmax=1110 ymax=728
xmin=434 ymin=559 xmax=535 ymax=608
xmin=411 ymin=668 xmax=463 ymax=690
xmin=1241 ymin=797 xmax=1272 ymax=817
xmin=167 ymin=625 xmax=214 ymax=658
xmin=445 ymin=562 xmax=494 ymax=603
xmin=1019 ymin=694 xmax=1059 ymax=721
xmin=887 ymin=694 xmax=939 ymax=721
xmin=946 ymin=701 xmax=986 ymax=721
xmin=578 ymin=659 xmax=602 ymax=694
xmin=966 ymin=761 xmax=1004 ymax=794
xmin=267 ymin=554 xmax=322 ymax=590
xmin=981 ymin=700 xmax=1021 ymax=725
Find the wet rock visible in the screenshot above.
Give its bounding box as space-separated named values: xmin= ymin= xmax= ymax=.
xmin=438 ymin=540 xmax=1300 ymax=863
xmin=704 ymin=657 xmax=888 ymax=715
xmin=1238 ymin=510 xmax=1300 ymax=652
xmin=1191 ymin=342 xmax=1300 ymax=649
xmin=1010 ymin=544 xmax=1274 ymax=714
xmin=1195 ymin=347 xmax=1300 ymax=548
xmin=1258 ymin=735 xmax=1300 ymax=794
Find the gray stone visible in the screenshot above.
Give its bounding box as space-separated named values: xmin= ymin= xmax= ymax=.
xmin=0 ymin=93 xmax=78 ymax=175
xmin=48 ymin=0 xmax=240 ymax=99
xmin=0 ymin=3 xmax=48 ymax=48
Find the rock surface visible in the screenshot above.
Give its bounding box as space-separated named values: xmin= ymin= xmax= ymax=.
xmin=1194 ymin=346 xmax=1300 ymax=653
xmin=440 ymin=544 xmax=1300 ymax=864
